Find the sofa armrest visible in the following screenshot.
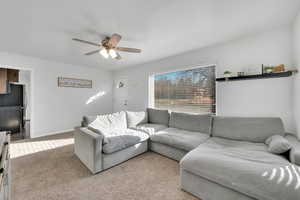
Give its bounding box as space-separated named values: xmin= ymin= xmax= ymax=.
xmin=74 ymin=127 xmax=103 ymax=174
xmin=285 ymin=134 xmax=300 ymax=166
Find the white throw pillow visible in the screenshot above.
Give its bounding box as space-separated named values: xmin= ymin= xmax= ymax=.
xmin=88 ymin=111 xmax=127 ymax=144
xmin=107 ymin=111 xmax=127 ymax=129
xmin=126 ymin=111 xmax=148 ymax=128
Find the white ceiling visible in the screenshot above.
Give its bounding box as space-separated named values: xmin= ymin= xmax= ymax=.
xmin=0 ymin=0 xmax=300 ymax=70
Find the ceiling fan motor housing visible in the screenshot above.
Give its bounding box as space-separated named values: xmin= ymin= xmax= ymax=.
xmin=101 ymin=37 xmax=111 ymax=49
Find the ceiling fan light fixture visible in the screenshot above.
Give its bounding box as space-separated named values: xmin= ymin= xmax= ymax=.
xmin=99 ymin=48 xmax=109 ymax=59
xmin=109 ymin=49 xmax=117 ymax=59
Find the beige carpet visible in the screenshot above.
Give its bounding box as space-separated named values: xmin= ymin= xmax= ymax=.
xmin=11 ymin=132 xmax=199 ymax=200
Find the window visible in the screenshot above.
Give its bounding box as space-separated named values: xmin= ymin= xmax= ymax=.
xmin=154 ymin=66 xmax=216 ymax=114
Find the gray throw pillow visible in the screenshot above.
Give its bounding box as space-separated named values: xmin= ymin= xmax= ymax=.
xmin=265 ymin=135 xmax=292 ymax=154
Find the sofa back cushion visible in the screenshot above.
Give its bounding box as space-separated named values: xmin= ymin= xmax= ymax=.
xmin=212 ymin=116 xmax=285 ymax=143
xmin=126 ymin=111 xmax=148 ymax=128
xmin=147 ymin=108 xmax=169 ymax=126
xmin=169 ymin=112 xmax=212 ymax=134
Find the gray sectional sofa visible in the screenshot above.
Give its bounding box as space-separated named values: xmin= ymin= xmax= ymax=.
xmin=74 ymin=108 xmax=300 ymax=200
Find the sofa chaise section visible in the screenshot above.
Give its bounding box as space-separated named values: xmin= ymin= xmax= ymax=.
xmin=180 ymin=116 xmax=300 ymax=200
xmin=180 ymin=137 xmax=296 ymax=200
xmin=180 ymin=170 xmax=256 ymax=200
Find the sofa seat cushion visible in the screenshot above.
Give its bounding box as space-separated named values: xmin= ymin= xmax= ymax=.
xmin=150 ymin=128 xmax=210 ymax=152
xmin=102 ymin=129 xmax=149 ymax=154
xmin=136 ymin=123 xmax=168 ymax=135
xmin=181 ymin=137 xmax=299 ymax=200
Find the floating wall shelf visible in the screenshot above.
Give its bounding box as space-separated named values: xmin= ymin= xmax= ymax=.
xmin=216 ymin=71 xmax=295 ymax=82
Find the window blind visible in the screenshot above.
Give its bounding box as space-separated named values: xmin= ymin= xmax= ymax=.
xmin=154 ymin=66 xmax=216 ymax=114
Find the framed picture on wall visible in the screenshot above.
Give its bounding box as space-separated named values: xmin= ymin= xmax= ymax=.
xmin=58 ymin=77 xmax=92 ymax=88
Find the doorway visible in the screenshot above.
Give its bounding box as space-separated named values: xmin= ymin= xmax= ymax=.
xmin=0 ymin=68 xmax=31 ymax=140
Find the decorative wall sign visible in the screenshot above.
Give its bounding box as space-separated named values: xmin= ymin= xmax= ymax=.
xmin=58 ymin=77 xmax=92 ymax=88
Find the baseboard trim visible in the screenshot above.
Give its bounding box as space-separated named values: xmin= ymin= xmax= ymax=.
xmin=31 ymin=129 xmax=74 ymax=138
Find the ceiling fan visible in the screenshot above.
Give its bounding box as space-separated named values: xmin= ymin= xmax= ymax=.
xmin=72 ymin=33 xmax=142 ymax=60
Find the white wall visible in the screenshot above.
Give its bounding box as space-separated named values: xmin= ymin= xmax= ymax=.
xmin=293 ymin=11 xmax=300 ymax=138
xmin=113 ymin=26 xmax=295 ymax=133
xmin=0 ymin=52 xmax=113 ymax=138
xmin=19 ymin=70 xmax=31 ymax=120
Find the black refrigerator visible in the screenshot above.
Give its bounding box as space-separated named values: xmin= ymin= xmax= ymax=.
xmin=0 ymin=84 xmax=24 ymax=133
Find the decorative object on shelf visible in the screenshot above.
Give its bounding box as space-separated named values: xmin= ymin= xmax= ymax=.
xmin=116 ymin=81 xmax=125 ymax=88
xmin=58 ymin=77 xmax=92 ymax=88
xmin=223 ymin=71 xmax=232 ymax=81
xmin=116 ymin=77 xmax=128 ymax=89
xmin=223 ymin=71 xmax=232 ymax=76
xmin=273 ymin=64 xmax=285 ymax=72
xmin=244 ymin=65 xmax=262 ymax=76
xmin=263 ymin=65 xmax=274 ymax=74
xmin=288 ymin=69 xmax=299 ymax=73
xmin=237 ymin=72 xmax=245 ymax=77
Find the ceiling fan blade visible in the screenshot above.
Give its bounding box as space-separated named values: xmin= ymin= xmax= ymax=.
xmin=72 ymin=38 xmax=101 ymax=47
xmin=116 ymin=47 xmax=142 ymax=53
xmin=108 ymin=33 xmax=122 ymax=47
xmin=84 ymin=50 xmax=100 ymax=56
xmin=115 ymin=52 xmax=122 ymax=60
